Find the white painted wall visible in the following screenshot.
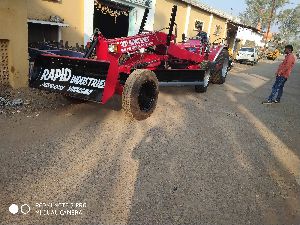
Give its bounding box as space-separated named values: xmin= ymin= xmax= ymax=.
xmin=146 ymin=0 xmax=156 ymax=32
xmin=84 ymin=0 xmax=94 ymax=45
xmin=128 ymin=4 xmax=147 ymax=36
xmin=184 ymin=5 xmax=191 ymax=35
xmin=207 ymin=13 xmax=213 ymax=36
xmin=111 ymin=0 xmax=154 ymax=36
xmin=236 ymin=27 xmax=264 ymax=47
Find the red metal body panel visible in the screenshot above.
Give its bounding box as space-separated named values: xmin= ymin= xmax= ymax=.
xmin=93 ymin=31 xmax=226 ymax=104
xmin=167 ymin=43 xmax=204 ymax=63
xmin=101 ymin=54 xmax=119 ymax=104
xmin=29 ymin=4 xmax=229 ymax=108
xmin=104 ymin=32 xmax=174 ymax=54
xmin=176 ymin=39 xmax=224 ymax=63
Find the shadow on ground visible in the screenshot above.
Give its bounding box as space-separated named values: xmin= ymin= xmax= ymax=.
xmin=0 ymin=61 xmax=299 ymax=225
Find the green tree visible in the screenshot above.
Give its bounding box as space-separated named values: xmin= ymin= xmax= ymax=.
xmin=240 ymin=0 xmax=289 ymax=31
xmin=277 ymin=4 xmax=300 ymax=41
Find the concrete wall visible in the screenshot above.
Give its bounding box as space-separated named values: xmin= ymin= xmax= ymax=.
xmin=227 ymin=23 xmax=238 ymax=54
xmin=27 ymin=0 xmax=85 ymax=46
xmin=0 ymin=0 xmax=85 ymax=88
xmin=209 ymin=15 xmax=227 ymax=43
xmin=187 ymin=7 xmax=211 ymax=38
xmin=153 ymin=0 xmax=228 ymax=43
xmin=84 ymin=0 xmax=94 ymax=45
xmin=0 ymin=0 xmax=28 ymax=88
xmin=153 ymin=0 xmax=187 ymax=41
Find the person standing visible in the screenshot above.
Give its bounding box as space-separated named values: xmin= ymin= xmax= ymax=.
xmin=196 ymin=26 xmax=208 ymax=43
xmin=262 ymin=45 xmax=296 ymax=104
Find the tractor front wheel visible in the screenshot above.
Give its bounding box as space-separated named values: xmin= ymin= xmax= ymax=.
xmin=195 ymin=69 xmax=210 ymax=93
xmin=210 ymin=49 xmax=229 ymax=84
xmin=122 ymin=69 xmax=159 ymax=120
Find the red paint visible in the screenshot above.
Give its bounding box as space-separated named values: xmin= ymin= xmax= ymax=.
xmin=39 ymin=30 xmax=226 ymax=104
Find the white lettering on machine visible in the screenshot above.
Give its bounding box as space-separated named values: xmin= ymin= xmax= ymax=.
xmin=41 ymin=68 xmax=72 ymax=82
xmin=40 ymin=68 xmax=106 ymax=89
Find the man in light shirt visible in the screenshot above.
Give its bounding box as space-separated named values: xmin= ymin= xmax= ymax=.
xmin=262 ymin=45 xmax=296 ymax=104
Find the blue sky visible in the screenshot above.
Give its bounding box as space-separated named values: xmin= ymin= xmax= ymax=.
xmin=200 ymin=0 xmax=246 ymax=16
xmin=199 ymin=0 xmax=299 ymax=17
xmin=199 ymin=0 xmax=299 ymax=32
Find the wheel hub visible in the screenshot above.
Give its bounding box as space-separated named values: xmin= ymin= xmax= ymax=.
xmin=222 ymin=59 xmax=229 ymax=78
xmin=138 ymin=80 xmax=157 ymax=112
xmin=203 ymin=70 xmax=210 ymax=87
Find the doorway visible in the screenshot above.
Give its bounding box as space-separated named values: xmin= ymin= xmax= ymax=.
xmin=28 ymin=23 xmax=59 ymax=44
xmin=94 ymin=0 xmax=131 ymax=39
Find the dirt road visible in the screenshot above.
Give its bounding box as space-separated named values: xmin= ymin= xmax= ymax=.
xmin=1 ymin=59 xmax=300 ymax=225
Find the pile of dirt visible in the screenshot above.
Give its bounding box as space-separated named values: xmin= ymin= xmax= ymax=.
xmin=0 ymin=85 xmax=68 ymax=116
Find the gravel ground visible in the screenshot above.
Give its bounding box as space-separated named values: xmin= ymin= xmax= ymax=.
xmin=0 ymin=86 xmax=67 ymax=117
xmin=0 ymin=59 xmax=299 ymax=225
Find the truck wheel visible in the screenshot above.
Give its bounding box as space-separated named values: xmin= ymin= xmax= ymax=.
xmin=210 ymin=49 xmax=229 ymax=84
xmin=195 ymin=69 xmax=210 ymax=93
xmin=122 ymin=69 xmax=159 ymax=120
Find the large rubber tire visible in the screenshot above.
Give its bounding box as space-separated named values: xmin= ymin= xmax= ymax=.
xmin=210 ymin=49 xmax=229 ymax=84
xmin=195 ymin=69 xmax=210 ymax=93
xmin=122 ymin=69 xmax=159 ymax=120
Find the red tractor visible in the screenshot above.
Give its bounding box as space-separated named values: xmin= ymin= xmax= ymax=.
xmin=30 ymin=6 xmax=229 ymax=120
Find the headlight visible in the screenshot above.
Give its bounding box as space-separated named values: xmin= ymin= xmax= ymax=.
xmin=108 ymin=44 xmax=118 ymax=53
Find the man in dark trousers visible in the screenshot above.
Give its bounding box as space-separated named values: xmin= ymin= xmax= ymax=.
xmin=262 ymin=45 xmax=296 ymax=104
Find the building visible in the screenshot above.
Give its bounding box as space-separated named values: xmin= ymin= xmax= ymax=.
xmin=0 ymin=0 xmax=256 ymax=89
xmin=236 ymin=26 xmax=264 ymax=47
xmin=87 ymin=0 xmax=153 ymax=42
xmin=0 ymin=0 xmax=28 ymax=88
xmin=225 ymin=20 xmax=264 ymax=58
xmin=153 ymin=0 xmax=229 ymax=43
xmin=0 ymin=0 xmax=152 ymax=88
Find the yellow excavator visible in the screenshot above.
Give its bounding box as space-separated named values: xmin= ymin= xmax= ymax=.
xmin=267 ymin=48 xmax=280 ymax=61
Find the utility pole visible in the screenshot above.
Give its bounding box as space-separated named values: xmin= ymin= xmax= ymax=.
xmin=264 ymin=0 xmax=276 ymax=51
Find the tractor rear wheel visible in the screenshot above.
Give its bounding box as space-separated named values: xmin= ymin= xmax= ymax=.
xmin=210 ymin=49 xmax=229 ymax=84
xmin=122 ymin=69 xmax=159 ymax=120
xmin=195 ymin=69 xmax=210 ymax=93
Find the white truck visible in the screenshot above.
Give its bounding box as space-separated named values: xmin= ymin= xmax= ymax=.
xmin=236 ymin=47 xmax=259 ymax=66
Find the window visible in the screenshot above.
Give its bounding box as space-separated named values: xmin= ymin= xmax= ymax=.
xmin=194 ymin=20 xmax=204 ymax=31
xmin=27 ymin=19 xmax=69 ymax=44
xmin=214 ymin=25 xmax=222 ymax=36
xmin=28 ymin=23 xmax=59 ymax=43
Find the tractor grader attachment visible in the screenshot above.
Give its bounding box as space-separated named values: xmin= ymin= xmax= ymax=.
xmin=30 ymin=54 xmax=109 ymax=103
xmin=30 ymin=5 xmax=229 ymax=120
